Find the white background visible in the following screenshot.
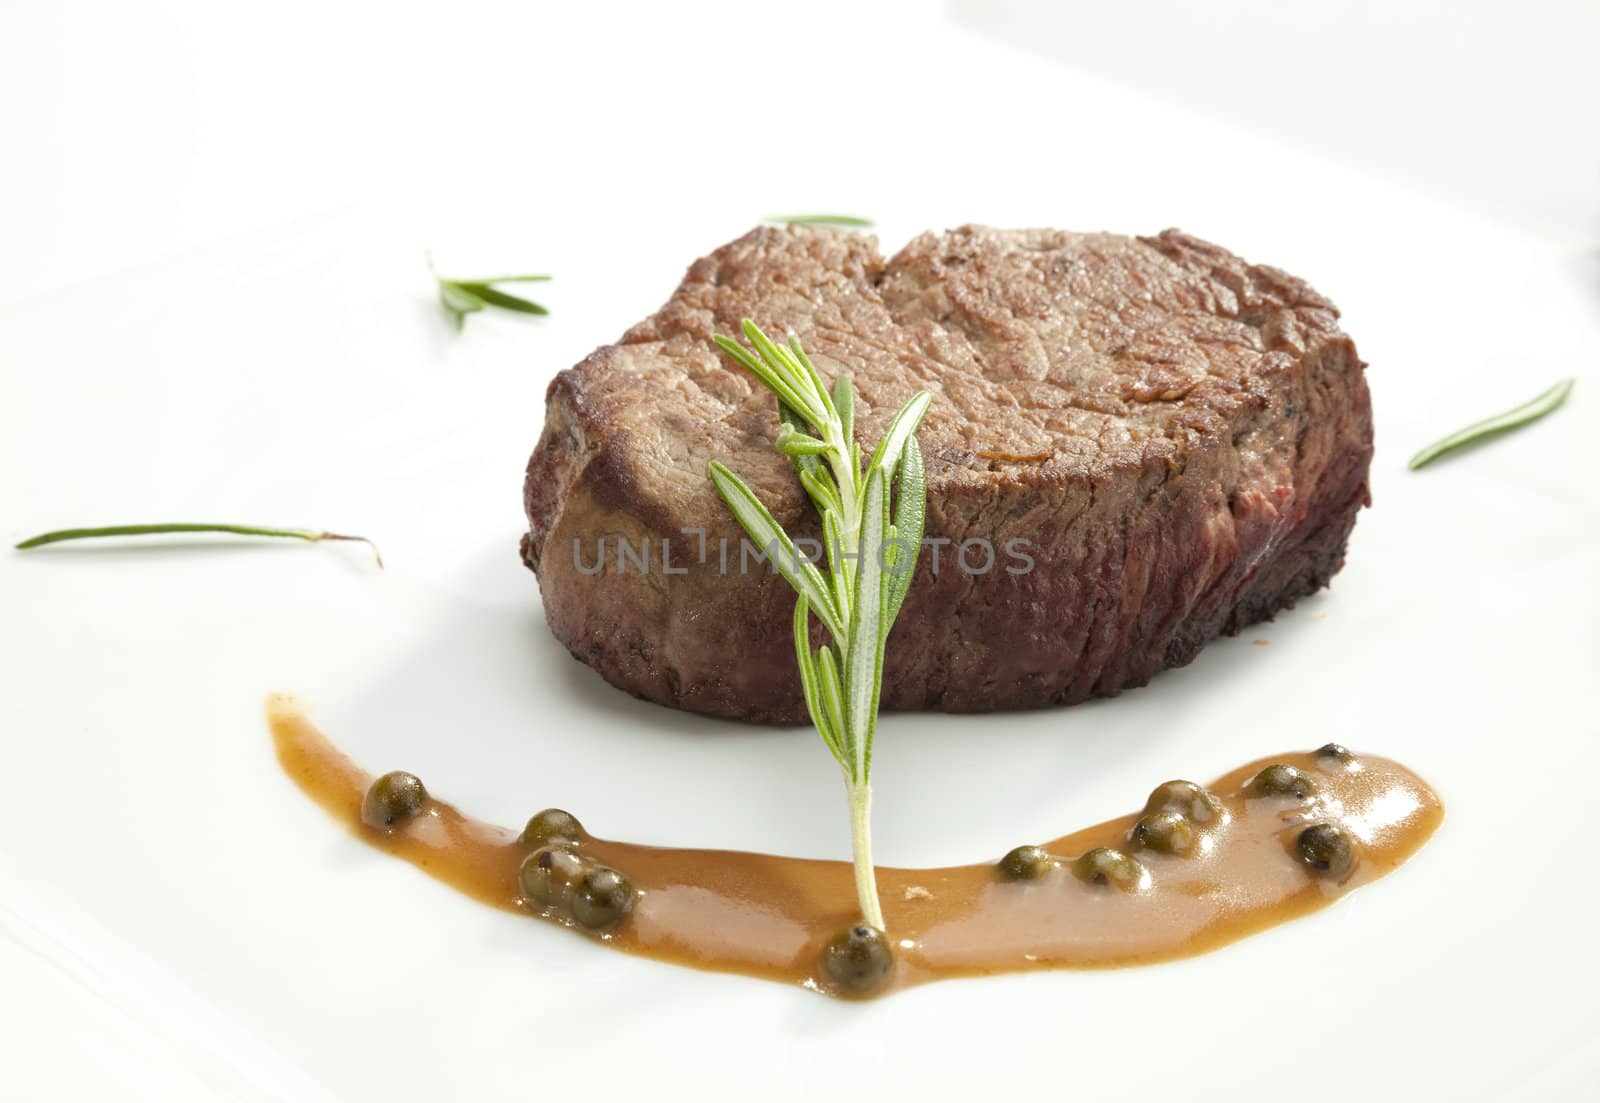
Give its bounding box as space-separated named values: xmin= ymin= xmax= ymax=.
xmin=3 ymin=2 xmax=1598 ymax=1100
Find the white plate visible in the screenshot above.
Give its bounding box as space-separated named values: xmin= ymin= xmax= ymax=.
xmin=3 ymin=4 xmax=1598 ymax=1100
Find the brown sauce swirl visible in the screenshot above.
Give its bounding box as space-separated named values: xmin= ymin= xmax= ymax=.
xmin=269 ymin=696 xmax=1441 ymax=998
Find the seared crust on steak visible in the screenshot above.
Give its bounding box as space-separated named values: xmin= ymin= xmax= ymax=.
xmin=522 ymin=226 xmax=1372 ymax=722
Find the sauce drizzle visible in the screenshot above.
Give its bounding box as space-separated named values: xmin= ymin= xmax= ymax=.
xmin=269 ymin=697 xmax=1442 ymax=998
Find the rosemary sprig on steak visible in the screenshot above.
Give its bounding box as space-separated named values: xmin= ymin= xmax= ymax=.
xmin=709 ymin=320 xmax=929 ymax=931
xmin=429 ymin=255 xmax=551 ymax=330
xmin=14 ymin=523 xmax=383 ymax=566
xmin=1409 ymin=377 xmax=1575 ymax=469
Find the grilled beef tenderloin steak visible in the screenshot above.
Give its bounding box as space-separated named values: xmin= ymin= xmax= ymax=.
xmin=522 ymin=225 xmax=1372 ymax=723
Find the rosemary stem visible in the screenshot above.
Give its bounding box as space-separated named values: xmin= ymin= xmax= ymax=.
xmin=847 ymin=781 xmax=886 ymax=930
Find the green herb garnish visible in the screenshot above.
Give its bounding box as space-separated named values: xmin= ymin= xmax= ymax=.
xmin=709 ymin=320 xmax=929 ymax=930
xmin=429 ymin=255 xmax=550 ymax=330
xmin=763 ymin=214 xmax=875 ymax=228
xmin=14 ymin=523 xmax=383 ymax=566
xmin=1409 ymin=378 xmax=1575 ymax=470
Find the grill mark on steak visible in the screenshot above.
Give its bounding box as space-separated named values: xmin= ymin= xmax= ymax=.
xmin=522 ymin=225 xmax=1373 ymax=722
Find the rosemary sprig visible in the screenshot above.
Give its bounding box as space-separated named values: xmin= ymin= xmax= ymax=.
xmin=1409 ymin=378 xmax=1575 ymax=470
xmin=763 ymin=214 xmax=875 ymax=228
xmin=429 ymin=254 xmax=550 ymax=330
xmin=14 ymin=523 xmax=383 ymax=567
xmin=709 ymin=320 xmax=930 ymax=931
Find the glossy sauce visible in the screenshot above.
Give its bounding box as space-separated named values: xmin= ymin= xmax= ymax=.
xmin=269 ymin=696 xmax=1442 ymax=997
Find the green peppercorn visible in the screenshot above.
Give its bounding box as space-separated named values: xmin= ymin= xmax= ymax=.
xmin=518 ymin=808 xmax=584 ymax=849
xmin=1294 ymin=824 xmax=1355 ymax=879
xmin=570 ymin=867 xmax=635 ymax=930
xmin=1246 ymin=763 xmax=1318 ymax=800
xmin=1144 ymin=780 xmax=1225 ymax=824
xmin=998 ymin=845 xmax=1056 ymax=881
xmin=1072 ymin=848 xmax=1145 ymax=891
xmin=519 ymin=845 xmax=587 ymax=909
xmin=360 ymin=771 xmax=428 ymax=830
xmin=820 ymin=925 xmax=894 ymax=997
xmin=1130 ymin=810 xmax=1196 ymax=855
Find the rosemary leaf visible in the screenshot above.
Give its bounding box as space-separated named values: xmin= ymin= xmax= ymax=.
xmin=799 ymin=468 xmax=843 ymax=518
xmin=823 ymin=508 xmax=850 ymax=618
xmin=887 ymin=439 xmax=925 ymax=621
xmin=457 ymin=283 xmax=549 ymax=316
xmin=843 ymin=466 xmax=890 ymax=782
xmin=1409 ymin=378 xmax=1574 ymax=469
xmin=14 ymin=523 xmax=383 ymax=567
xmin=866 ymin=391 xmax=933 ymax=483
xmin=764 ymin=214 xmax=875 ymax=228
xmin=456 ymin=273 xmax=551 ymax=284
xmin=708 ymin=461 xmax=844 ymax=640
xmin=776 ymin=429 xmax=831 ymax=456
xmin=814 ymin=646 xmax=849 ymax=758
xmin=784 ymin=334 xmax=834 ymax=414
xmin=794 ymin=596 xmax=845 ymax=767
xmin=778 ymin=401 xmax=824 ymax=479
xmin=832 ymin=375 xmax=855 ymax=449
xmin=714 ymin=334 xmax=819 ymax=422
xmin=742 ymin=321 xmax=829 ymax=421
xmin=430 ymin=254 xmax=550 ymax=328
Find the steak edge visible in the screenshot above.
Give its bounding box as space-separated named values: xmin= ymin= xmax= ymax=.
xmin=522 ymin=225 xmax=1373 ymax=723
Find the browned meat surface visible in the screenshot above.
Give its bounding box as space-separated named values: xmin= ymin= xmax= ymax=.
xmin=522 ymin=225 xmax=1372 ymax=722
